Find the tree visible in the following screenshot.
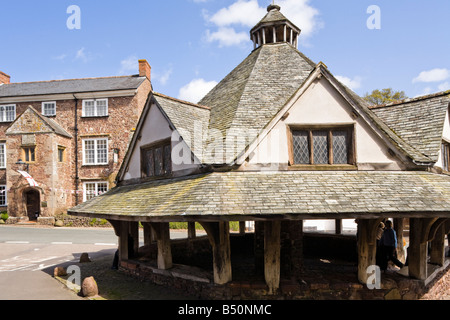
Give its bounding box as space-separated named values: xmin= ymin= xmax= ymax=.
xmin=363 ymin=88 xmax=407 ymax=105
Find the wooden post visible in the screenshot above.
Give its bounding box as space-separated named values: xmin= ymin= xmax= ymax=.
xmin=143 ymin=222 xmax=153 ymax=246
xmin=264 ymin=220 xmax=281 ymax=294
xmin=239 ymin=221 xmax=246 ymax=235
xmin=254 ymin=221 xmax=265 ymax=276
xmin=200 ymin=222 xmax=232 ymax=285
xmin=188 ymin=222 xmax=196 ymax=239
xmin=150 ymin=222 xmax=173 ymax=270
xmin=357 ymin=219 xmax=381 ymax=284
xmin=408 ymin=218 xmax=434 ymax=280
xmin=335 ymin=219 xmax=342 ymax=235
xmin=393 ymin=218 xmax=405 ymax=263
xmin=430 ymin=224 xmax=446 ymax=266
xmin=129 ymin=221 xmax=139 ymax=258
xmin=119 ymin=221 xmax=129 ymax=261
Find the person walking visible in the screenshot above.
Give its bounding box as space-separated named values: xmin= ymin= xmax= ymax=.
xmin=379 ymin=220 xmax=404 ymax=271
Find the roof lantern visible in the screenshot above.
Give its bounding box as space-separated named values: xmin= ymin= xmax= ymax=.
xmin=250 ymin=3 xmax=301 ymax=50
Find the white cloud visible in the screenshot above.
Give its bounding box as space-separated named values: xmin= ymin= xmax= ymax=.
xmin=203 ymin=0 xmax=322 ymax=47
xmin=178 ymin=78 xmax=218 ymax=103
xmin=207 ymin=0 xmax=265 ymax=28
xmin=335 ymin=75 xmax=362 ymax=90
xmin=154 ymin=66 xmax=174 ymax=86
xmin=277 ymin=0 xmax=322 ymax=38
xmin=412 ymin=68 xmax=450 ymax=83
xmin=205 ymin=27 xmax=249 ymax=47
xmin=119 ymin=55 xmax=138 ymax=75
xmin=414 ymin=87 xmax=433 ymax=98
xmin=75 ymin=47 xmax=88 ymax=62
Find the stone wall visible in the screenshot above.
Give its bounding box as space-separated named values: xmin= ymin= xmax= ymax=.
xmin=119 ymin=233 xmax=450 ymax=300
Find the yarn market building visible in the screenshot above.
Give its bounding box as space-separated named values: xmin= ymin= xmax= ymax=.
xmin=69 ymin=5 xmax=450 ymax=300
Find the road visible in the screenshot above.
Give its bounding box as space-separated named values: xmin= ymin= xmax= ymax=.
xmin=0 ymin=226 xmax=120 ymax=300
xmin=0 ymin=225 xmax=197 ymax=300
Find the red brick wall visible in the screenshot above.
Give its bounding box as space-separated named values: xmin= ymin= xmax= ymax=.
xmin=3 ymin=79 xmax=151 ymax=218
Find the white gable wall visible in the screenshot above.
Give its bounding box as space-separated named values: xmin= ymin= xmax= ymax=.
xmin=122 ymin=103 xmax=199 ymax=181
xmin=244 ymin=77 xmax=404 ymax=170
xmin=436 ymin=107 xmax=450 ymax=170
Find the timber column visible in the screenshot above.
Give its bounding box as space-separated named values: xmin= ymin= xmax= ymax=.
xmin=357 ymin=219 xmax=381 ymax=284
xmin=201 ymin=222 xmax=232 ymax=285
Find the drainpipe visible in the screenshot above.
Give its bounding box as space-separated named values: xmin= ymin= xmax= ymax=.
xmin=73 ymin=95 xmax=80 ymax=205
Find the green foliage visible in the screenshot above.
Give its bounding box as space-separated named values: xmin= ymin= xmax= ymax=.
xmin=0 ymin=212 xmax=8 ymax=221
xmin=169 ymin=221 xmax=240 ymax=231
xmin=363 ymin=88 xmax=407 ymax=105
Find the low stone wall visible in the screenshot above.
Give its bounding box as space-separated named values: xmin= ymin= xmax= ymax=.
xmin=120 ymin=257 xmax=450 ymax=300
xmin=120 ymin=233 xmax=450 ymax=300
xmin=2 ymin=214 xmax=112 ymax=228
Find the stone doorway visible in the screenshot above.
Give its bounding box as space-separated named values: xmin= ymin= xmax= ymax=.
xmin=24 ymin=189 xmax=40 ymax=221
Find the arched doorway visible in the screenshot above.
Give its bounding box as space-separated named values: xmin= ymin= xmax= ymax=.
xmin=24 ymin=189 xmax=40 ymax=221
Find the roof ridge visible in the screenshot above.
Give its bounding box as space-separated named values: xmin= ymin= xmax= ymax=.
xmin=6 ymin=74 xmax=143 ymax=85
xmin=369 ymin=89 xmax=450 ymax=110
xmin=153 ymin=92 xmax=211 ymax=110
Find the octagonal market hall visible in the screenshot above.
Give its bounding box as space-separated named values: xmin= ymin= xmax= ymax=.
xmin=69 ymin=5 xmax=450 ymax=300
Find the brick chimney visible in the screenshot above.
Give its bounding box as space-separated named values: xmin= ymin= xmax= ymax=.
xmin=0 ymin=71 xmax=10 ymax=84
xmin=138 ymin=59 xmax=151 ymax=80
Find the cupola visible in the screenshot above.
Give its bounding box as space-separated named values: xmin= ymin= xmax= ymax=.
xmin=250 ymin=4 xmax=301 ymax=49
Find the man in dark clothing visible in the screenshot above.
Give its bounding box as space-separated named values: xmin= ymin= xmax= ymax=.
xmin=379 ymin=220 xmax=404 ymax=271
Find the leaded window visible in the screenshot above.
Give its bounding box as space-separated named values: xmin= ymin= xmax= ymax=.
xmin=141 ymin=140 xmax=172 ymax=178
xmin=291 ymin=127 xmax=354 ymax=166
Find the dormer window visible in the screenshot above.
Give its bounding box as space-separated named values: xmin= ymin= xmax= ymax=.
xmin=288 ymin=125 xmax=355 ymax=167
xmin=141 ymin=139 xmax=172 ymax=179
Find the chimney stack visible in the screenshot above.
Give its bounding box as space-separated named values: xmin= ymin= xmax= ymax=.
xmin=0 ymin=71 xmax=10 ymax=84
xmin=138 ymin=60 xmax=151 ymax=80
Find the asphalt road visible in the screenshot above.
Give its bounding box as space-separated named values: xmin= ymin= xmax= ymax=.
xmin=0 ymin=226 xmax=120 ymax=300
xmin=0 ymin=225 xmax=198 ymax=300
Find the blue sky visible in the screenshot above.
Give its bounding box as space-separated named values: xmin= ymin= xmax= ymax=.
xmin=1 ymin=0 xmax=449 ymax=103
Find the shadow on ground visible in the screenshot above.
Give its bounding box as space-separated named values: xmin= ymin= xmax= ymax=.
xmin=43 ymin=249 xmax=199 ymax=300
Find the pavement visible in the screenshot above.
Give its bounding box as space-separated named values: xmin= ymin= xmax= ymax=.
xmin=0 ymin=224 xmax=201 ymax=301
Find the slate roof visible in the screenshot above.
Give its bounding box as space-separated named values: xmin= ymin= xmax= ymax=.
xmin=370 ymin=91 xmax=450 ymax=162
xmin=251 ymin=5 xmax=300 ymax=33
xmin=69 ymin=171 xmax=450 ymax=219
xmin=199 ymin=42 xmax=315 ymax=163
xmin=0 ymin=75 xmax=147 ymax=98
xmin=153 ymin=92 xmax=210 ymax=162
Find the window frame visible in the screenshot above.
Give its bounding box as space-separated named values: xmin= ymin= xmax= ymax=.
xmin=58 ymin=146 xmax=66 ymax=163
xmin=42 ymin=101 xmax=57 ymax=117
xmin=82 ymin=99 xmax=109 ymax=117
xmin=0 ymin=143 xmax=5 ymax=169
xmin=441 ymin=140 xmax=450 ymax=172
xmin=82 ymin=138 xmax=109 ymax=165
xmin=0 ymin=185 xmax=7 ymax=206
xmin=287 ymin=124 xmax=356 ymax=170
xmin=83 ymin=181 xmax=109 ymax=202
xmin=22 ymin=146 xmax=36 ymax=163
xmin=0 ymin=104 xmax=16 ymax=122
xmin=140 ymin=138 xmax=172 ymax=179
